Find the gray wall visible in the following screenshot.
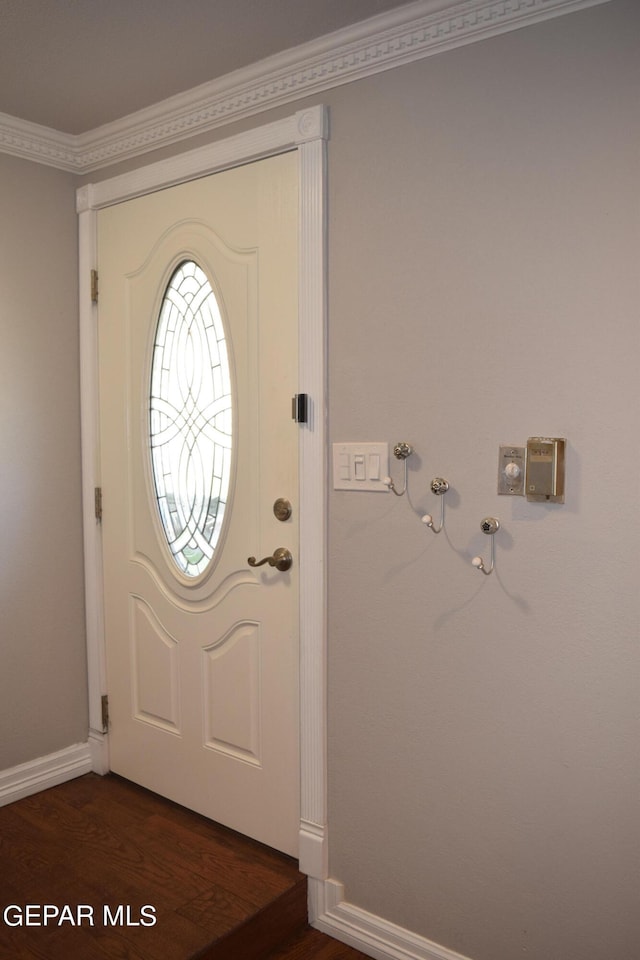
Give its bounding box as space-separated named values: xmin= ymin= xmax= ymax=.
xmin=325 ymin=4 xmax=639 ymax=960
xmin=3 ymin=2 xmax=638 ymax=960
xmin=0 ymin=154 xmax=87 ymax=769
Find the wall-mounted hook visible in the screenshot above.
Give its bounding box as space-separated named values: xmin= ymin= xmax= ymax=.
xmin=472 ymin=517 xmax=500 ymax=575
xmin=421 ymin=477 xmax=449 ymax=534
xmin=383 ymin=442 xmax=413 ymax=496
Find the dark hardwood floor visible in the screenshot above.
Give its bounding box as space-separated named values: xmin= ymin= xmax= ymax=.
xmin=0 ymin=773 xmax=369 ymax=960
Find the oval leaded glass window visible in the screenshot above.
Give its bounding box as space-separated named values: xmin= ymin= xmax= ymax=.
xmin=150 ymin=260 xmax=232 ymax=578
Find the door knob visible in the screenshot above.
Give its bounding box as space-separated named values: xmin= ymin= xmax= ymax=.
xmin=247 ymin=547 xmax=293 ymax=572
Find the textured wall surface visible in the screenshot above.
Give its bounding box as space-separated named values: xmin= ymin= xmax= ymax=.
xmin=325 ymin=3 xmax=639 ymax=959
xmin=0 ymin=155 xmax=87 ymax=769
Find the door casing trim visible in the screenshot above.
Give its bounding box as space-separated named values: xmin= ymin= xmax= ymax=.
xmin=77 ymin=105 xmax=328 ymax=879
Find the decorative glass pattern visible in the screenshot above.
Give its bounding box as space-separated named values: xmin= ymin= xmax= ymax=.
xmin=150 ymin=261 xmax=232 ymax=577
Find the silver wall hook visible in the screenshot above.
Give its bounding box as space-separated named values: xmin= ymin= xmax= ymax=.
xmin=383 ymin=442 xmax=413 ymax=496
xmin=421 ymin=477 xmax=449 ymax=534
xmin=472 ymin=517 xmax=500 ymax=575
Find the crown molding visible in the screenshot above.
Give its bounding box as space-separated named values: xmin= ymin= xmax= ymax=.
xmin=0 ymin=114 xmax=79 ymax=172
xmin=0 ymin=0 xmax=610 ymax=173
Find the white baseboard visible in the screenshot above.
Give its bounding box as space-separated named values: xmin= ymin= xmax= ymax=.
xmin=310 ymin=878 xmax=474 ymax=960
xmin=0 ymin=742 xmax=93 ymax=807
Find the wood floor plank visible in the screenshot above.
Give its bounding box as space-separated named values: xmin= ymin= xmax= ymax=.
xmin=88 ymin=910 xmax=214 ymax=960
xmin=1 ymin=859 xmax=208 ymax=960
xmin=265 ymin=926 xmax=373 ymax=959
xmin=0 ymin=774 xmax=313 ymax=960
xmin=0 ymin=922 xmax=115 ymax=960
xmin=139 ymin=814 xmax=302 ymax=905
xmin=176 ymin=885 xmax=258 ymax=937
xmin=194 ymin=878 xmax=308 ymax=960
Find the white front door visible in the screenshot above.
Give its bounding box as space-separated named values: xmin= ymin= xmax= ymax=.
xmin=97 ymin=152 xmax=299 ymax=856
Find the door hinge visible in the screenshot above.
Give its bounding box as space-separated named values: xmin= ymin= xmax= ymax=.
xmin=101 ymin=694 xmax=109 ymax=732
xmin=95 ymin=486 xmax=103 ymax=522
xmin=292 ymin=393 xmax=308 ymax=424
xmin=90 ymin=269 xmax=99 ymax=304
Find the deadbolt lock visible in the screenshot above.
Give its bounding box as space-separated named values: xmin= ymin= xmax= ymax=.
xmin=273 ymin=498 xmax=292 ymax=522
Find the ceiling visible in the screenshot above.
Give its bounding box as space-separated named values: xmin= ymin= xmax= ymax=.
xmin=1 ymin=0 xmax=413 ymax=135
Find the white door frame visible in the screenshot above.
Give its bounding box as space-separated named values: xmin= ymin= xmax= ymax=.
xmin=76 ymin=105 xmax=328 ymax=880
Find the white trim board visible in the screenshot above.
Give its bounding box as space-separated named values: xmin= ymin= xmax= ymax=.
xmin=0 ymin=743 xmax=92 ymax=807
xmin=1 ymin=0 xmax=610 ymax=172
xmin=310 ymin=879 xmax=475 ymax=960
xmin=77 ymin=105 xmax=329 ymax=881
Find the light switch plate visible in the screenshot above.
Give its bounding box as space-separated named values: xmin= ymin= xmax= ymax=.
xmin=333 ymin=442 xmax=389 ymax=491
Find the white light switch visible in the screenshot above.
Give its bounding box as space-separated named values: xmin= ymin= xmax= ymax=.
xmin=333 ymin=443 xmax=389 ymax=491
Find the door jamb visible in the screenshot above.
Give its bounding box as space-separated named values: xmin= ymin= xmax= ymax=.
xmin=76 ymin=105 xmax=329 ymax=880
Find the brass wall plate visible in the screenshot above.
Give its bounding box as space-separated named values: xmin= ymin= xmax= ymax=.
xmin=526 ymin=437 xmax=565 ymax=502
